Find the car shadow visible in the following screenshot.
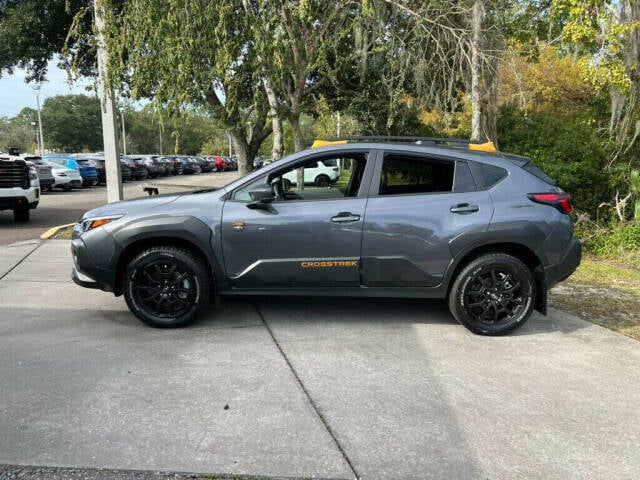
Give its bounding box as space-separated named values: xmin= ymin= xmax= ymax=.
xmin=209 ymin=295 xmax=590 ymax=337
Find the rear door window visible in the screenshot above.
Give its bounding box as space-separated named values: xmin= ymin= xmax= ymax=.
xmin=378 ymin=154 xmax=454 ymax=195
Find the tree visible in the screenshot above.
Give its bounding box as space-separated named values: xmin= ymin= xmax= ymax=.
xmin=41 ymin=94 xmax=102 ymax=151
xmin=0 ymin=0 xmax=103 ymax=81
xmin=553 ymin=0 xmax=640 ymax=165
xmin=101 ymin=0 xmax=272 ymax=174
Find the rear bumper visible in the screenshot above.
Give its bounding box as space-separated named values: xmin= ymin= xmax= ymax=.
xmin=545 ymin=239 xmax=582 ymax=288
xmin=39 ymin=178 xmax=54 ymax=188
xmin=81 ymin=174 xmax=98 ymax=186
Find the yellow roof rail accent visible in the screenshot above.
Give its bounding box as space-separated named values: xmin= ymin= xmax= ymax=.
xmin=468 ymin=141 xmax=497 ymax=153
xmin=312 ymin=139 xmax=348 ymax=148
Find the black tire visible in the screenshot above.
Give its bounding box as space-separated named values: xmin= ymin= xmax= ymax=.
xmin=123 ymin=246 xmax=211 ymax=328
xmin=448 ymin=253 xmax=535 ymax=336
xmin=315 ymin=174 xmax=330 ymax=187
xmin=13 ymin=207 xmax=30 ymax=222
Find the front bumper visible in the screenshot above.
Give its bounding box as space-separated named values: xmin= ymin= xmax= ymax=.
xmin=71 ymin=235 xmax=116 ymax=293
xmin=71 ymin=263 xmax=103 ymax=290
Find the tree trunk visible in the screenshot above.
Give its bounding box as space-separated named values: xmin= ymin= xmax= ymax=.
xmin=470 ymin=1 xmax=484 ymax=142
xmin=229 ymin=128 xmax=251 ymax=177
xmin=288 ymin=108 xmax=304 ymax=153
xmin=263 ymin=76 xmax=284 ymax=160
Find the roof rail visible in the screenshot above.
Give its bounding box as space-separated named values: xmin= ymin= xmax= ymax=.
xmin=311 ymin=136 xmax=497 ymax=152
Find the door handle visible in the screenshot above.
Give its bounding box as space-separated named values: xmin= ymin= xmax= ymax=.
xmin=450 ymin=203 xmax=479 ymax=214
xmin=331 ymin=212 xmax=361 ymax=223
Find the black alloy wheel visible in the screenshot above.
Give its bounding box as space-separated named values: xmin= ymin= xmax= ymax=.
xmin=449 ymin=253 xmax=535 ymax=335
xmin=123 ymin=246 xmax=211 ymax=328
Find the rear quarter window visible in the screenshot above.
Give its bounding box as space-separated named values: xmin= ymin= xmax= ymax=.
xmin=468 ymin=162 xmax=508 ymax=190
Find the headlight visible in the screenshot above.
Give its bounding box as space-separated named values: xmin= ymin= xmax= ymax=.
xmin=29 ymin=166 xmax=38 ymax=180
xmin=80 ymin=215 xmax=123 ymax=232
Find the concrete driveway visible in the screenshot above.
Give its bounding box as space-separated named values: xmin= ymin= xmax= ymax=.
xmin=1 ymin=240 xmax=639 ymax=479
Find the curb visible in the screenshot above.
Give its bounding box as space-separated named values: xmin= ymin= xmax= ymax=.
xmin=40 ymin=223 xmax=76 ymax=239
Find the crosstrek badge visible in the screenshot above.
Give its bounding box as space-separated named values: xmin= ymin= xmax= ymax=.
xmin=300 ymin=260 xmax=358 ymax=268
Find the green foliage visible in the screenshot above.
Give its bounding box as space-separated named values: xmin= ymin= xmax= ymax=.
xmin=0 ymin=0 xmax=100 ymax=81
xmin=0 ymin=116 xmax=37 ymax=153
xmin=575 ymin=219 xmax=640 ymax=267
xmin=498 ymin=103 xmax=609 ymax=214
xmin=41 ymin=94 xmax=102 ymax=152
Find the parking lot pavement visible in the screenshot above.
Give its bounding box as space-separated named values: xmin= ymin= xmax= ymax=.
xmin=0 ymin=239 xmax=41 ymax=278
xmin=2 ymin=240 xmax=640 ymax=479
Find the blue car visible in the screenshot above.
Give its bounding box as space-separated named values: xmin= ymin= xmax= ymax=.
xmin=44 ymin=155 xmax=98 ymax=187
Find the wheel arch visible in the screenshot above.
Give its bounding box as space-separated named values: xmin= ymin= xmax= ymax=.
xmin=446 ymin=242 xmax=547 ymax=314
xmin=114 ymin=235 xmax=217 ymax=296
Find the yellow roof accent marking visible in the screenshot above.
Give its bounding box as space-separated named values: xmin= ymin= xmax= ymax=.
xmin=468 ymin=141 xmax=497 ymax=153
xmin=312 ymin=139 xmax=348 ymax=148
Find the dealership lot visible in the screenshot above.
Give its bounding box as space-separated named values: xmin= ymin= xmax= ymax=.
xmin=1 ymin=240 xmax=640 ymax=479
xmin=0 ymin=171 xmax=241 ymax=246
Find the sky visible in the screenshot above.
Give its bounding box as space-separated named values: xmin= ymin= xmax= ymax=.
xmin=0 ymin=59 xmax=94 ymax=118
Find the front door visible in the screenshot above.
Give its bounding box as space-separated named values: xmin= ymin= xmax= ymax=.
xmin=221 ymin=151 xmax=373 ymax=289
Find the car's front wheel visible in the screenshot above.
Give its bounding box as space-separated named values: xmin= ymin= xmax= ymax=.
xmin=123 ymin=246 xmax=211 ymax=328
xmin=448 ymin=253 xmax=535 ymax=335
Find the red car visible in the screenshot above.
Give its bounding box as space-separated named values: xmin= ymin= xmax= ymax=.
xmin=206 ymin=155 xmax=225 ymax=171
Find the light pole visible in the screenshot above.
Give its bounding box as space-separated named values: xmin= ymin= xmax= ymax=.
xmin=30 ymin=121 xmax=40 ymax=154
xmin=32 ymin=84 xmax=45 ymax=155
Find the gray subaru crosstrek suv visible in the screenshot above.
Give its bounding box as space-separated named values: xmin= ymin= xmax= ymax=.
xmin=72 ymin=137 xmax=581 ymax=335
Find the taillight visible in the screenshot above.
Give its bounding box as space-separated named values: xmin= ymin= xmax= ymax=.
xmin=527 ymin=192 xmax=573 ymax=214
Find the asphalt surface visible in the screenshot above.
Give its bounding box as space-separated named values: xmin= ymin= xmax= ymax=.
xmin=0 ymin=171 xmax=240 ymax=245
xmin=1 ymin=240 xmax=640 ymax=479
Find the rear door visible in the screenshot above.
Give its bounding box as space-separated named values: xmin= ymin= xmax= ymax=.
xmin=361 ymin=151 xmax=493 ymax=287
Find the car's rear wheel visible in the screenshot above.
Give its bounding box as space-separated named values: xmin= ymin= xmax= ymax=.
xmin=315 ymin=174 xmax=330 ymax=187
xmin=123 ymin=246 xmax=211 ymax=328
xmin=448 ymin=253 xmax=535 ymax=335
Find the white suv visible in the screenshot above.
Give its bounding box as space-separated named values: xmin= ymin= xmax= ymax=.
xmin=282 ymin=159 xmax=340 ymax=187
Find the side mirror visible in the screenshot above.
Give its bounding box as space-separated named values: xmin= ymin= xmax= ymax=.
xmin=247 ymin=185 xmax=275 ymax=209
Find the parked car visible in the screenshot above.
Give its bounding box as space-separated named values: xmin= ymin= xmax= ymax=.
xmin=72 ymin=136 xmax=581 ymax=335
xmin=121 ymin=156 xmax=149 ymax=180
xmin=207 ymin=155 xmax=226 ymax=172
xmin=48 ymin=162 xmax=83 ymax=191
xmin=195 ymin=156 xmax=215 ymax=173
xmin=165 ymin=156 xmax=184 ymax=175
xmin=96 ymin=158 xmax=133 ymax=184
xmin=23 ymin=156 xmax=54 ymax=192
xmin=0 ymin=150 xmax=39 ymax=222
xmin=282 ymin=158 xmax=340 ymax=187
xmin=174 ymin=156 xmax=200 ymax=174
xmin=130 ymin=155 xmax=160 ymax=178
xmin=44 ymin=155 xmax=98 ymax=187
xmin=226 ymin=156 xmax=238 ymax=171
xmin=157 ymin=157 xmax=174 ymax=176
